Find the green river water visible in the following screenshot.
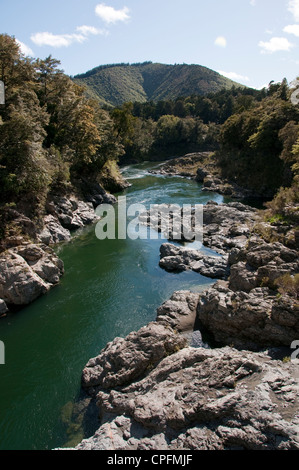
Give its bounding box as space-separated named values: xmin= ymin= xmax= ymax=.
xmin=0 ymin=162 xmax=226 ymax=450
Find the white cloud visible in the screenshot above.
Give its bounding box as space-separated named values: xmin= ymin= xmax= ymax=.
xmin=288 ymin=0 xmax=299 ymax=22
xmin=283 ymin=24 xmax=299 ymax=37
xmin=258 ymin=37 xmax=294 ymax=53
xmin=31 ymin=32 xmax=86 ymax=48
xmin=95 ymin=4 xmax=130 ymax=24
xmin=76 ymin=25 xmax=108 ymax=36
xmin=16 ymin=39 xmax=34 ymax=56
xmin=31 ymin=25 xmax=107 ymax=48
xmin=250 ymin=0 xmax=256 ymax=6
xmin=214 ymin=36 xmax=227 ymax=48
xmin=218 ymin=70 xmax=250 ymax=83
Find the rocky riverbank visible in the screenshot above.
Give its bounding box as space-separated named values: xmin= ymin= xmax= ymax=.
xmin=0 ymin=181 xmax=120 ymax=315
xmin=150 ymin=152 xmax=275 ymax=199
xmin=65 ymin=200 xmax=299 ymax=451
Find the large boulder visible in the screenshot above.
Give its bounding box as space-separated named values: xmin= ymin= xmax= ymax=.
xmin=0 ymin=244 xmax=64 ymax=307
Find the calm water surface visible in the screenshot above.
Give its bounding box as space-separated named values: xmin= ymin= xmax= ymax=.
xmin=0 ymin=162 xmax=225 ymax=450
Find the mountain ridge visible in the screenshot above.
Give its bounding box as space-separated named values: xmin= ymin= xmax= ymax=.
xmin=73 ymin=62 xmax=246 ymax=107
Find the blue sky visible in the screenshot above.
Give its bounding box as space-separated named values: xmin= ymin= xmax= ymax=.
xmin=1 ymin=0 xmax=299 ymax=89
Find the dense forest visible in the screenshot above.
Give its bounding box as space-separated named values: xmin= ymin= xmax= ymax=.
xmin=111 ymin=80 xmax=299 ymax=224
xmin=0 ymin=34 xmax=124 ymax=239
xmin=0 ymin=33 xmax=298 ymax=242
xmin=73 ymin=62 xmax=241 ymax=107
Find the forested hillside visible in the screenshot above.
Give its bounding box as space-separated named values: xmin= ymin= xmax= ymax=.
xmin=73 ymin=62 xmax=243 ymax=107
xmin=0 ymin=34 xmax=125 ymax=244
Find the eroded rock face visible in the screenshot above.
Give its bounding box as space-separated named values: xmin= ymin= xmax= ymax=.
xmin=0 ymin=299 xmax=8 ymax=315
xmin=82 ymin=322 xmax=187 ymax=392
xmin=64 ymin=200 xmax=299 ymax=451
xmin=75 ymin=337 xmax=299 ymax=450
xmin=202 ymin=202 xmax=258 ymax=254
xmin=197 ymin=282 xmax=299 ymax=350
xmin=38 ymin=196 xmax=100 ymax=245
xmin=0 ymin=244 xmax=64 ymax=307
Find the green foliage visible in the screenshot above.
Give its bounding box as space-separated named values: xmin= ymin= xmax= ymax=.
xmin=216 ymin=82 xmax=299 ymax=195
xmin=0 ymin=34 xmax=124 ymax=220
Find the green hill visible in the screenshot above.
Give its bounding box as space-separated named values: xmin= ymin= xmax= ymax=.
xmin=73 ymin=62 xmax=245 ymax=107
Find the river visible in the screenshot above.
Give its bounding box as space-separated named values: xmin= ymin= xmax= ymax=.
xmin=0 ymin=161 xmax=226 ymax=450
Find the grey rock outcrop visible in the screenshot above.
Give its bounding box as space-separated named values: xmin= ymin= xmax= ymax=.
xmin=82 ymin=321 xmax=187 ymax=392
xmin=74 ymin=330 xmax=299 ymax=450
xmin=202 ymin=201 xmax=258 ymax=254
xmin=197 ymin=281 xmax=299 ymax=350
xmin=159 ymin=243 xmax=229 ymax=280
xmin=228 ymin=238 xmax=299 ymax=292
xmin=0 ymin=244 xmax=64 ymax=307
xmin=63 ymin=200 xmax=299 ymax=451
xmin=156 ymin=291 xmax=199 ymax=333
xmin=38 ymin=196 xmax=100 ymax=245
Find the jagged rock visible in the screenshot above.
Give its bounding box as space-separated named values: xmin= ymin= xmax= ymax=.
xmin=72 ymin=340 xmax=299 ymax=450
xmin=197 ymin=282 xmax=299 ymax=350
xmin=81 ymin=322 xmax=187 ymax=391
xmin=202 ymin=202 xmax=258 ymax=254
xmin=0 ymin=244 xmax=64 ymax=307
xmin=228 ymin=238 xmax=299 ymax=292
xmin=37 ymin=215 xmax=71 ymax=245
xmin=38 ymin=196 xmax=101 ymax=245
xmin=50 ymin=197 xmax=99 ymax=231
xmin=156 ymin=291 xmax=199 ymax=332
xmin=159 ymin=243 xmax=229 ymax=279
